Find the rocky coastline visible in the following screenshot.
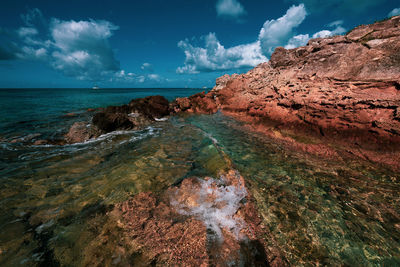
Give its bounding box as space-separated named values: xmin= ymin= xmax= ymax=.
xmin=58 ymin=16 xmax=400 ymax=171
xmin=172 ymin=15 xmax=400 ymax=171
xmin=6 ymin=16 xmax=398 ymax=266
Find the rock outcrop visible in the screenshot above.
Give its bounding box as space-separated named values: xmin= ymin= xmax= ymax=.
xmin=64 ymin=95 xmax=170 ymax=143
xmin=171 ymin=92 xmax=218 ymax=114
xmin=84 ymin=170 xmax=286 ymax=266
xmin=174 ymin=16 xmax=400 ymax=170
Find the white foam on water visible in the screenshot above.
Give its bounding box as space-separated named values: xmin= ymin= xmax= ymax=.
xmin=21 ymin=126 xmax=162 ymax=160
xmin=204 ymin=132 xmax=218 ymax=145
xmin=171 ymin=173 xmax=247 ymax=240
xmin=35 ymin=219 xmax=55 ymax=234
xmin=154 ymin=117 xmax=168 ymax=121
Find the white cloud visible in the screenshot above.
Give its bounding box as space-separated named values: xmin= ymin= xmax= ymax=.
xmin=177 ymin=32 xmax=266 ymax=73
xmin=111 ymin=70 xmax=162 ymax=84
xmin=284 ymin=20 xmax=346 ymax=49
xmin=177 ymin=4 xmax=306 ymax=73
xmin=48 ymin=19 xmax=120 ymax=80
xmin=148 ymin=74 xmax=160 ymax=80
xmin=177 ymin=4 xmax=349 ymax=73
xmin=140 ymin=62 xmax=153 ymax=71
xmin=313 ymin=21 xmax=346 ymax=38
xmin=19 ymin=46 xmax=47 ymax=60
xmin=388 ymin=8 xmax=400 ymax=17
xmin=216 ymin=0 xmax=246 ymax=19
xmin=258 ymin=4 xmax=307 ymax=56
xmin=284 ymin=34 xmax=310 ymax=49
xmin=5 ymin=8 xmax=160 ymax=83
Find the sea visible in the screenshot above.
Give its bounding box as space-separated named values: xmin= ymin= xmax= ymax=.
xmin=0 ymin=88 xmax=399 ymax=266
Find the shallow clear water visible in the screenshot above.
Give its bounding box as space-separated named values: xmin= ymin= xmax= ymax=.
xmin=0 ymin=90 xmax=399 ymax=266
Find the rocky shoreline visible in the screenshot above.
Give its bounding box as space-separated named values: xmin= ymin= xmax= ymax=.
xmin=59 ymin=16 xmax=400 ymax=171
xmin=4 ymin=16 xmax=398 ymax=266
xmin=172 ymin=15 xmax=400 ymax=171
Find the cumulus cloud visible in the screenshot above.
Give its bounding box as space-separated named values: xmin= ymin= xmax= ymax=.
xmin=216 ymin=0 xmax=246 ymax=19
xmin=177 ymin=4 xmax=306 ymax=73
xmin=49 ymin=19 xmax=120 ymax=80
xmin=177 ymin=4 xmax=349 ymax=73
xmin=259 ymin=4 xmax=307 ymax=55
xmin=388 ymin=8 xmax=400 ymax=17
xmin=3 ymin=8 xmax=162 ymax=83
xmin=177 ymin=32 xmax=266 ymax=74
xmin=2 ymin=8 xmax=129 ymax=81
xmin=284 ymin=20 xmax=346 ymax=49
xmin=111 ymin=70 xmax=163 ymax=84
xmin=284 ymin=34 xmax=310 ymax=49
xmin=19 ymin=46 xmax=47 ymax=60
xmin=148 ymin=74 xmax=160 ymax=81
xmin=134 ymin=74 xmax=162 ymax=83
xmin=140 ymin=62 xmax=153 ymax=71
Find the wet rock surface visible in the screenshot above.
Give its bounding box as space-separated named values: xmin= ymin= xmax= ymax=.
xmin=174 ymin=16 xmax=400 ymax=170
xmin=65 ymin=121 xmax=101 ymax=144
xmin=64 ymin=95 xmax=170 ymax=143
xmin=85 ymin=170 xmax=286 ymax=266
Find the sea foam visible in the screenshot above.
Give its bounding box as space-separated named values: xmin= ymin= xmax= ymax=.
xmin=171 ymin=173 xmax=247 ymax=240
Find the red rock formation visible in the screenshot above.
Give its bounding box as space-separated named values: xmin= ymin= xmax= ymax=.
xmin=176 ymin=16 xmax=400 ymax=170
xmin=172 ymin=92 xmax=218 ymax=114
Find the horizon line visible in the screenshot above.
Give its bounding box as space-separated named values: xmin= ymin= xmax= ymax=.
xmin=0 ymin=87 xmax=210 ymax=89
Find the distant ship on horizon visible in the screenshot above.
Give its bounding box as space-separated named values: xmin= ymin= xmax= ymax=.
xmin=92 ymin=85 xmax=100 ymax=90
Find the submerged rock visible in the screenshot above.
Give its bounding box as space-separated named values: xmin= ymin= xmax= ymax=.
xmin=84 ymin=170 xmax=286 ymax=266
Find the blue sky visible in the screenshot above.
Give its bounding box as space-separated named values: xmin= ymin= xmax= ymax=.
xmin=0 ymin=0 xmax=399 ymax=88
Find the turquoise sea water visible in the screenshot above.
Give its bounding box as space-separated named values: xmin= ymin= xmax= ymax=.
xmin=0 ymin=88 xmax=204 ymax=140
xmin=0 ymin=88 xmax=399 ymax=266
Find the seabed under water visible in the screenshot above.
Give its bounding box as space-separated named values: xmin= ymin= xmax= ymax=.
xmin=0 ymin=112 xmax=399 ymax=266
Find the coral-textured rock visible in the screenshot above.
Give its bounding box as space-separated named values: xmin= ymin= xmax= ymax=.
xmin=181 ymin=16 xmax=400 ymax=170
xmin=65 ymin=122 xmax=101 ymax=144
xmin=171 ymin=92 xmax=218 ymax=114
xmin=86 ymin=170 xmax=286 ymax=266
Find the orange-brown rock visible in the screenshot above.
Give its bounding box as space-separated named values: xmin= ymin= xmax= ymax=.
xmin=172 ymin=92 xmax=218 ymax=114
xmin=86 ymin=170 xmax=287 ymax=266
xmin=64 ymin=121 xmax=101 ymax=144
xmin=178 ymin=16 xmax=400 ymax=170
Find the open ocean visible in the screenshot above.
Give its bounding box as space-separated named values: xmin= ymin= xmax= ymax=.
xmin=0 ymin=88 xmax=399 ymax=266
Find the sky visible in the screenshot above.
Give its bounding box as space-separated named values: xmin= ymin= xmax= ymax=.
xmin=0 ymin=0 xmax=399 ymax=88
